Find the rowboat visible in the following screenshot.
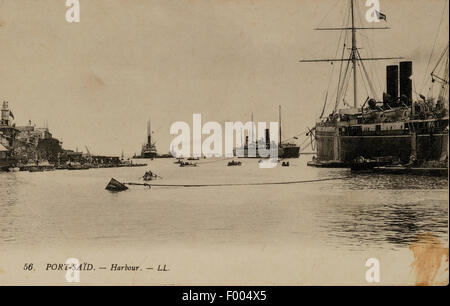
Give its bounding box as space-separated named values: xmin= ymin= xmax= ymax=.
xmin=179 ymin=161 xmax=197 ymax=167
xmin=227 ymin=160 xmax=241 ymax=166
xmin=143 ymin=171 xmax=159 ymax=181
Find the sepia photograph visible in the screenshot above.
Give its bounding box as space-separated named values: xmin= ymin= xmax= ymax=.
xmin=0 ymin=0 xmax=448 ymax=290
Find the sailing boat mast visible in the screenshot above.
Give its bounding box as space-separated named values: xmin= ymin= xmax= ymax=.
xmin=251 ymin=112 xmax=254 ymax=143
xmin=351 ymin=0 xmax=357 ymax=108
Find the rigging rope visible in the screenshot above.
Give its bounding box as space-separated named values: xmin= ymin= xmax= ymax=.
xmin=322 ymin=3 xmax=349 ymax=116
xmin=282 ymin=129 xmax=309 ymax=143
xmin=355 ymin=0 xmax=384 ymax=96
xmin=420 ymin=0 xmax=449 ymax=94
xmin=334 ymin=7 xmax=351 ymax=111
xmin=341 ymin=59 xmax=353 ymax=106
xmin=357 ymin=49 xmax=377 ymax=99
xmin=309 ymin=132 xmax=316 ymax=151
xmin=358 ymin=61 xmax=371 ymax=99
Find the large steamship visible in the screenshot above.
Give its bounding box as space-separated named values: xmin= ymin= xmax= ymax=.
xmin=140 ymin=120 xmax=157 ymax=159
xmin=302 ymin=0 xmax=449 ymax=166
xmin=233 ymin=106 xmax=300 ymax=158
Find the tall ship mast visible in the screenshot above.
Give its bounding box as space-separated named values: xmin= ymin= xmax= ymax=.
xmin=301 ymin=0 xmax=449 ymax=166
xmin=279 ymin=105 xmax=300 ymax=158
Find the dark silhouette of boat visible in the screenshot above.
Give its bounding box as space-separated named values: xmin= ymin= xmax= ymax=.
xmin=105 ymin=178 xmax=128 ymax=192
xmin=227 ymin=160 xmax=241 ymax=166
xmin=179 ymin=161 xmax=197 ymax=167
xmin=350 ymin=156 xmax=398 ymax=171
xmin=143 ymin=171 xmax=160 ymax=181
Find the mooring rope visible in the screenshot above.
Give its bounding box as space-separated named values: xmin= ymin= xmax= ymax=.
xmin=124 ymin=176 xmax=350 ymax=188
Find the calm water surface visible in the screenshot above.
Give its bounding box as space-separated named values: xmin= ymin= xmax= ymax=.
xmin=1 ymin=156 xmax=447 ymax=250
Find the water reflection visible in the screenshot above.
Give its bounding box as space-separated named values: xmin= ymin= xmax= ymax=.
xmin=0 ymin=173 xmax=19 ymax=243
xmin=345 ymin=172 xmax=448 ymax=190
xmin=316 ymin=171 xmax=448 ymax=249
xmin=318 ymin=200 xmax=448 ymax=249
xmin=0 ymin=158 xmax=447 ymax=252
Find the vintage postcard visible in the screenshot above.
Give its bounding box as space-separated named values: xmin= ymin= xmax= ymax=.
xmin=0 ymin=0 xmax=448 ymax=290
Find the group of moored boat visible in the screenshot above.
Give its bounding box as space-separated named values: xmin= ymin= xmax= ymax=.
xmin=307 ymin=155 xmax=448 ymax=176
xmin=5 ymin=162 xmax=148 ymax=173
xmin=174 ymin=158 xmax=293 ymax=168
xmin=349 ymin=156 xmax=448 ymax=176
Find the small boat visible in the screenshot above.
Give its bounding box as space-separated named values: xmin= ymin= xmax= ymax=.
xmin=28 ymin=166 xmax=44 ymax=172
xmin=350 ymin=156 xmax=396 ymax=171
xmin=143 ymin=171 xmax=159 ymax=181
xmin=227 ymin=160 xmax=241 ymax=166
xmin=179 ymin=161 xmax=197 ymax=167
xmin=105 ymin=178 xmax=129 ymax=192
xmin=306 ymin=158 xmax=346 ymax=168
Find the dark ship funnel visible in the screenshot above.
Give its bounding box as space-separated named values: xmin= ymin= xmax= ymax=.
xmin=265 ymin=128 xmax=270 ymax=149
xmin=147 ymin=120 xmax=151 ymax=145
xmin=386 ymin=65 xmax=399 ymax=100
xmin=399 ymin=61 xmax=413 ymax=102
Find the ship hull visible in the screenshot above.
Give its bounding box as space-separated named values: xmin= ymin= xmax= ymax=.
xmin=233 ymin=147 xmax=302 ymax=158
xmin=316 ymin=133 xmax=448 ymax=165
xmin=233 ymin=147 xmax=285 ymax=158
xmin=142 ymin=152 xmax=157 ymax=159
xmin=315 ymin=118 xmax=449 ymax=165
xmin=280 ymin=146 xmax=300 ymax=158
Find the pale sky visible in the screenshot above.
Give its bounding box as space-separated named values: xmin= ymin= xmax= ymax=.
xmin=1 ymin=0 xmax=448 ymax=156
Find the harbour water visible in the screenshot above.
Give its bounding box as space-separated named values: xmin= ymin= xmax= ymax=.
xmin=0 ymin=156 xmax=448 ymax=285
